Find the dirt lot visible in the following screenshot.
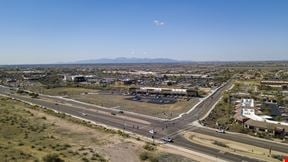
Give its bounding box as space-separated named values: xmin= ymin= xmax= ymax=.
xmin=0 ymin=96 xmax=205 ymax=162
xmin=25 ymin=87 xmax=200 ymax=119
xmin=72 ymin=94 xmax=199 ymax=119
xmin=35 ymin=87 xmax=100 ymax=96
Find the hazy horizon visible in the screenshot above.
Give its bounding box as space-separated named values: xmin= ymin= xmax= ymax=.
xmin=1 ymin=0 xmax=288 ymax=64
xmin=2 ymin=57 xmax=288 ymax=66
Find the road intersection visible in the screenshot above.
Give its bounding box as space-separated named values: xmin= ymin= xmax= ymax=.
xmin=1 ymin=83 xmax=287 ymax=162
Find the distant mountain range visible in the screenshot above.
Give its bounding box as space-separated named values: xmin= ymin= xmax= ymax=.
xmin=73 ymin=57 xmax=191 ymax=64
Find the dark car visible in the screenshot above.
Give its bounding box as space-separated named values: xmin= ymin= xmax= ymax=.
xmin=118 ymin=110 xmax=124 ymax=114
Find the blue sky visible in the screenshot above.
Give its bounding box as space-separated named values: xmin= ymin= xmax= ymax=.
xmin=0 ymin=0 xmax=288 ymax=64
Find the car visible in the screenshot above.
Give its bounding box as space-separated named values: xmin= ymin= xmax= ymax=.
xmin=81 ymin=113 xmax=88 ymax=116
xmin=216 ymin=129 xmax=225 ymax=134
xmin=118 ymin=110 xmax=124 ymax=114
xmin=162 ymin=137 xmax=173 ymax=143
xmin=111 ymin=112 xmax=116 ymax=115
xmin=149 ymin=129 xmax=156 ymax=134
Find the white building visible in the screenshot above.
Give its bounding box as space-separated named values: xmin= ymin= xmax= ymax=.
xmin=241 ymin=99 xmax=254 ymax=108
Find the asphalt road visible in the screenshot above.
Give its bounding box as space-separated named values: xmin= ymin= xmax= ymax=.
xmin=0 ymin=84 xmax=286 ymax=162
xmin=173 ymin=136 xmax=264 ymax=162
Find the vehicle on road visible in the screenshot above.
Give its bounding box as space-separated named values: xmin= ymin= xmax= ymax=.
xmin=118 ymin=110 xmax=124 ymax=114
xmin=81 ymin=113 xmax=88 ymax=116
xmin=216 ymin=129 xmax=225 ymax=134
xmin=149 ymin=129 xmax=156 ymax=134
xmin=161 ymin=137 xmax=173 ymax=143
xmin=111 ymin=112 xmax=116 ymax=115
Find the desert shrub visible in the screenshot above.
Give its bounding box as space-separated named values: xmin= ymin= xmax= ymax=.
xmin=139 ymin=152 xmax=159 ymax=162
xmin=213 ymin=141 xmax=228 ymax=148
xmin=82 ymin=157 xmax=89 ymax=162
xmin=139 ymin=152 xmax=150 ymax=161
xmin=271 ymin=154 xmax=284 ymax=161
xmin=42 ymin=154 xmax=64 ymax=162
xmin=91 ymin=153 xmax=107 ymax=162
xmin=143 ymin=143 xmax=157 ymax=151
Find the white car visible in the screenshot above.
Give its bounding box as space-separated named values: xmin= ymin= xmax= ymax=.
xmin=162 ymin=137 xmax=173 ymax=143
xmin=149 ymin=129 xmax=156 ymax=134
xmin=81 ymin=113 xmax=88 ymax=116
xmin=216 ymin=129 xmax=225 ymax=133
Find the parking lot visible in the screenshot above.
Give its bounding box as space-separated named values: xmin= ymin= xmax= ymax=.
xmin=71 ymin=93 xmax=200 ymax=119
xmin=127 ymin=95 xmax=177 ymax=104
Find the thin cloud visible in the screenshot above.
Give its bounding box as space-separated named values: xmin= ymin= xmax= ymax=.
xmin=153 ymin=20 xmax=165 ymax=26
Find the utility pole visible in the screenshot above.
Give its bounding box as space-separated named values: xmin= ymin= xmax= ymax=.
xmin=269 ymin=146 xmax=272 ymax=157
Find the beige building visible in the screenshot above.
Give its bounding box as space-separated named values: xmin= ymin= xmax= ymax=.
xmin=129 ymin=87 xmax=198 ymax=97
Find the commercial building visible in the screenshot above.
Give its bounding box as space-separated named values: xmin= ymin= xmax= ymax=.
xmin=260 ymin=80 xmax=288 ymax=90
xmin=129 ymin=87 xmax=198 ymax=97
xmin=241 ymin=98 xmax=254 ymax=108
xmin=63 ymin=75 xmax=87 ymax=82
xmin=22 ymin=71 xmax=46 ymax=80
xmin=244 ymin=119 xmax=288 ymax=136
